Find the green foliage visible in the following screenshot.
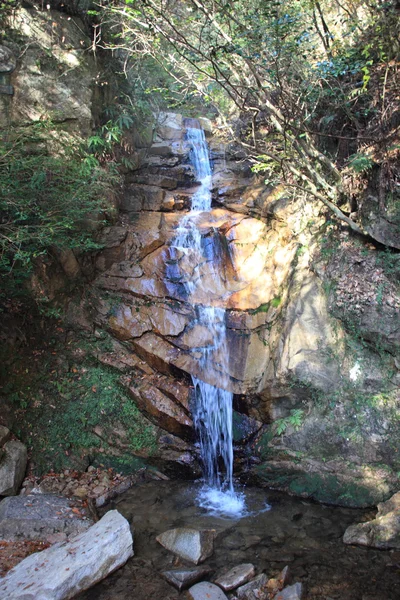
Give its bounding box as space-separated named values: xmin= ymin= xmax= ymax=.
xmin=348 ymin=152 xmax=374 ymax=173
xmin=274 ymin=409 xmax=304 ymax=436
xmin=0 ymin=122 xmax=120 ymax=304
xmin=5 ymin=356 xmax=157 ymax=474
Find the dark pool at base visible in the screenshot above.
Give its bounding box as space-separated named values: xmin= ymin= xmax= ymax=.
xmin=78 ymin=480 xmax=400 ymax=600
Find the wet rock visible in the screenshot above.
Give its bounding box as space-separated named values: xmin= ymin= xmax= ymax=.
xmin=156 ymin=528 xmax=215 ymax=564
xmin=186 ymin=581 xmax=228 ymax=600
xmin=274 ymin=582 xmax=303 ymax=600
xmin=0 ymin=441 xmax=27 ymax=496
xmin=266 ymin=566 xmax=290 ymax=596
xmin=343 ymin=491 xmax=400 ymax=549
xmin=214 ymin=563 xmax=255 ymax=591
xmin=161 ymin=565 xmax=213 ymax=591
xmin=237 ymin=573 xmax=268 ymax=600
xmin=0 ymin=510 xmax=133 ymax=599
xmin=0 ymin=494 xmax=93 ymax=540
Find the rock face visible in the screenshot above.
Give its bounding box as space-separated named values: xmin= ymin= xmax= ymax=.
xmin=0 ymin=440 xmax=27 ymax=497
xmin=84 ymin=110 xmax=400 ymax=506
xmin=156 ymin=528 xmax=215 ymax=564
xmin=0 ymin=494 xmax=93 ymax=541
xmin=84 ymin=110 xmax=400 ymax=507
xmin=0 ymin=510 xmax=133 ymax=600
xmin=343 ymin=491 xmax=400 ymax=549
xmin=5 ymin=8 xmax=95 ymax=133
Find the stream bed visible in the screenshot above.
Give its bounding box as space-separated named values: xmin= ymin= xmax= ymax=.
xmin=78 ymin=480 xmax=400 ymax=600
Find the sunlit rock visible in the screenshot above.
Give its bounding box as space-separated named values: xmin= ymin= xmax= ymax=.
xmin=343 ymin=491 xmax=400 ymax=549
xmin=0 ymin=510 xmax=133 ymax=599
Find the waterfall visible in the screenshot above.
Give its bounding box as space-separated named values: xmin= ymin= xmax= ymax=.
xmin=169 ymin=124 xmax=245 ymax=515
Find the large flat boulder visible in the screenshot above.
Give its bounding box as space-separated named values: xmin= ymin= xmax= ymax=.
xmin=0 ymin=494 xmax=93 ymax=541
xmin=0 ymin=510 xmax=133 ymax=599
xmin=0 ymin=441 xmax=27 ymax=496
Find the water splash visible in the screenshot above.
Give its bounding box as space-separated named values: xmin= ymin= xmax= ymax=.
xmin=169 ymin=125 xmax=245 ymax=516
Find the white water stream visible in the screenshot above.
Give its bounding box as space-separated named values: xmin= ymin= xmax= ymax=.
xmin=169 ymin=124 xmax=245 ymax=516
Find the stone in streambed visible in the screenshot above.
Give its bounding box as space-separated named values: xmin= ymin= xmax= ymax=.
xmin=186 ymin=581 xmax=228 ymax=600
xmin=266 ymin=566 xmax=290 ymax=596
xmin=156 ymin=528 xmax=215 ymax=564
xmin=214 ymin=563 xmax=255 ymax=591
xmin=0 ymin=510 xmax=133 ymax=599
xmin=274 ymin=582 xmax=303 ymax=600
xmin=237 ymin=573 xmax=268 ymax=600
xmin=343 ymin=490 xmax=400 ymax=549
xmin=161 ymin=566 xmax=213 ymax=591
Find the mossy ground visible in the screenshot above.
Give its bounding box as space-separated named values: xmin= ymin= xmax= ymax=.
xmin=0 ymin=321 xmax=157 ymax=474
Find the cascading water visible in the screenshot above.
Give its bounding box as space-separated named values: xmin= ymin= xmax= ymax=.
xmin=168 ymin=123 xmax=245 ymax=516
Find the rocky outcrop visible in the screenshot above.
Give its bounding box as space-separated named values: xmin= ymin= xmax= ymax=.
xmin=343 ymin=491 xmax=400 ymax=549
xmin=86 ymin=111 xmax=400 ymax=506
xmin=0 ymin=510 xmax=133 ymax=599
xmin=3 ymin=8 xmax=95 ymax=133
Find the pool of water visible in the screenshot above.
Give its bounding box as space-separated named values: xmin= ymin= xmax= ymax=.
xmin=78 ymin=480 xmax=400 ymax=600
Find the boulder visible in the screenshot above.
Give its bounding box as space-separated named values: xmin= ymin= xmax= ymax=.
xmin=186 ymin=581 xmax=228 ymax=600
xmin=0 ymin=441 xmax=27 ymax=496
xmin=343 ymin=491 xmax=400 ymax=549
xmin=0 ymin=510 xmax=133 ymax=599
xmin=156 ymin=528 xmax=215 ymax=564
xmin=161 ymin=566 xmax=213 ymax=591
xmin=0 ymin=494 xmax=93 ymax=541
xmin=214 ymin=563 xmax=255 ymax=591
xmin=237 ymin=574 xmax=269 ymax=600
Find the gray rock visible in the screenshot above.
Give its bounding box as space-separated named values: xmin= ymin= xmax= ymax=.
xmin=215 ymin=563 xmax=255 ymax=592
xmin=343 ymin=490 xmax=400 ymax=549
xmin=0 ymin=510 xmax=133 ymax=599
xmin=156 ymin=527 xmax=215 ymax=564
xmin=0 ymin=426 xmax=11 ymax=447
xmin=0 ymin=494 xmax=93 ymax=540
xmin=274 ymin=582 xmax=303 ymax=600
xmin=0 ymin=440 xmax=27 ymax=496
xmin=237 ymin=574 xmax=268 ymax=600
xmin=0 ymin=45 xmax=16 ymax=72
xmin=162 ymin=566 xmax=213 ymax=591
xmin=186 ymin=581 xmax=228 ymax=600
